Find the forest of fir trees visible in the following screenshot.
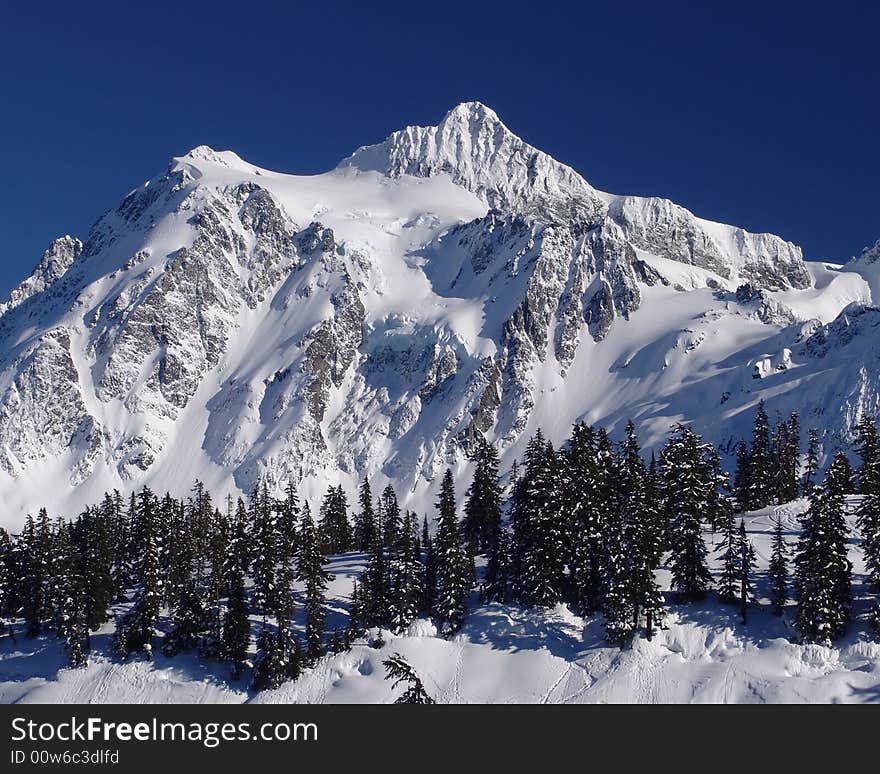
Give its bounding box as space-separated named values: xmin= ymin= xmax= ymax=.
xmin=3 ymin=401 xmax=880 ymax=694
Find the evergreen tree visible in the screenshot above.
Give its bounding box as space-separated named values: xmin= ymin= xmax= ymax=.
xmin=737 ymin=520 xmax=757 ymax=624
xmin=74 ymin=506 xmax=115 ymax=632
xmin=747 ymin=399 xmax=775 ymax=509
xmin=0 ymin=528 xmax=13 ymax=639
xmin=161 ymin=577 xmax=206 ymax=656
xmin=380 ymin=485 xmax=402 ymax=550
xmin=513 ymin=431 xmax=566 ymax=608
xmin=832 ymin=452 xmax=856 ymax=495
xmin=600 ymin=499 xmax=635 ymax=645
xmin=463 ymin=436 xmax=503 ymax=556
xmin=421 ymin=518 xmax=437 ymax=615
xmin=774 ymin=413 xmax=800 ymax=504
xmin=483 ymin=526 xmax=512 ymax=603
xmin=733 ymin=440 xmax=751 ymax=512
xmin=644 ymin=453 xmax=667 ymax=566
xmin=297 ymin=503 xmax=333 ymax=663
xmin=200 ymin=507 xmax=229 ymax=659
xmin=858 ymin=488 xmax=880 ymax=595
xmin=348 ymin=578 xmax=367 ymax=641
xmin=51 ymin=524 xmax=91 ymax=667
xmin=251 ymin=621 xmax=301 ymax=692
xmin=716 ymin=507 xmax=739 ymax=603
xmin=221 ymin=498 xmax=251 ymax=678
xmin=114 ymin=488 xmax=162 ymax=660
xmin=855 ymin=414 xmax=880 ymax=495
xmin=382 ymin=652 xmax=435 ymax=704
xmin=250 ymin=483 xmax=278 ymax=617
xmin=768 ymin=515 xmax=788 ymax=616
xmin=433 ymin=469 xmax=470 ymax=633
xmin=389 ymin=511 xmax=424 ymax=632
xmin=794 ymin=456 xmax=853 ymax=643
xmin=705 ymin=446 xmax=734 ymax=537
xmin=662 ymin=425 xmax=712 ymax=601
xmin=21 ymin=510 xmax=52 ymax=637
xmin=277 ymin=480 xmax=300 ymax=563
xmin=802 ymin=429 xmax=820 ymax=496
xmin=318 ymin=485 xmax=351 ymax=554
xmin=353 ymin=478 xmax=376 ymax=551
xmin=361 ymin=507 xmax=390 ymax=627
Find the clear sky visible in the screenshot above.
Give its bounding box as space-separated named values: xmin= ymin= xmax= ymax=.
xmin=1 ymin=1 xmax=877 ymax=296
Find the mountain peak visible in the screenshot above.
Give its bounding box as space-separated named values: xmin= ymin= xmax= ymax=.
xmin=176 ymin=145 xmax=247 ymax=170
xmin=440 ymin=101 xmax=502 ymax=126
xmin=339 ymin=103 xmax=605 ymax=224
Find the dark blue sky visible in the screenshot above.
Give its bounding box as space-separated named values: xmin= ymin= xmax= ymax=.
xmin=1 ymin=1 xmax=877 ymax=296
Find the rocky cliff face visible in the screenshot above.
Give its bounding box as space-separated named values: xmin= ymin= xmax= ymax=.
xmin=0 ymin=103 xmax=869 ymax=524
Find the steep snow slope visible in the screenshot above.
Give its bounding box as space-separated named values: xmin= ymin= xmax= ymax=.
xmin=0 ymin=103 xmax=876 ymax=527
xmin=4 ymin=501 xmax=880 ymax=704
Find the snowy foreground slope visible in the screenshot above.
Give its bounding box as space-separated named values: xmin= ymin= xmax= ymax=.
xmin=4 ymin=501 xmax=880 ymax=704
xmin=1 ymin=102 xmax=879 ymax=526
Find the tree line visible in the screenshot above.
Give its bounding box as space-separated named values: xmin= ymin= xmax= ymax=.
xmin=2 ymin=403 xmax=880 ymax=693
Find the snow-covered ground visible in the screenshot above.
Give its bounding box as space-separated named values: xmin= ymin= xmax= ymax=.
xmin=4 ymin=499 xmax=880 ymax=704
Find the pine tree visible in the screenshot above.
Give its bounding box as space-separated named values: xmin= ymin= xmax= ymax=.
xmin=748 ymin=400 xmax=775 ymax=509
xmin=250 ymin=483 xmax=278 ymax=617
xmin=318 ymin=485 xmax=351 ymax=554
xmin=645 ymin=453 xmax=668 ymax=566
xmin=114 ymin=488 xmax=162 ymax=660
xmin=0 ymin=527 xmax=13 ymax=639
xmin=794 ymin=456 xmax=853 ymax=644
xmin=353 ymin=478 xmax=376 ymax=552
xmin=768 ymin=515 xmax=788 ymax=616
xmin=433 ymin=469 xmax=470 ymax=634
xmin=362 ymin=507 xmax=390 ymax=627
xmin=348 ymin=578 xmax=367 ymax=640
xmin=781 ymin=411 xmax=801 ymax=502
xmin=463 ymin=436 xmax=503 ymax=556
xmin=162 ymin=578 xmax=206 ymax=656
xmin=662 ymin=425 xmax=712 ymax=601
xmin=74 ymin=505 xmax=115 ymax=632
xmin=773 ymin=414 xmax=800 ymax=504
xmin=382 ymin=652 xmax=435 ymax=704
xmin=513 ymin=431 xmax=566 ymax=608
xmin=716 ymin=507 xmax=739 ymax=603
xmin=221 ymin=499 xmax=251 ymax=677
xmin=200 ymin=507 xmax=229 ymax=659
xmin=251 ymin=622 xmax=294 ymax=692
xmin=802 ymin=429 xmax=820 ymax=496
xmin=380 ymin=485 xmax=402 ymax=550
xmin=51 ymin=524 xmax=91 ymax=667
xmin=109 ymin=490 xmax=130 ymax=602
xmin=21 ymin=510 xmax=52 ymax=637
xmin=600 ymin=499 xmax=635 ymax=645
xmin=297 ymin=503 xmax=333 ymax=663
xmin=832 ymin=452 xmax=856 ymax=495
xmin=733 ymin=440 xmax=751 ymax=512
xmin=277 ymin=479 xmax=300 ymax=563
xmin=421 ymin=518 xmax=437 ymax=615
xmin=483 ymin=526 xmax=512 ymax=603
xmin=252 ymin=506 xmax=302 ymax=691
xmin=705 ymin=446 xmax=734 ymax=540
xmin=565 ymin=423 xmax=606 ymax=613
xmin=389 ymin=511 xmax=424 ymax=632
xmin=855 ymin=414 xmax=880 ymax=495
xmin=737 ymin=520 xmax=757 ymax=624
xmin=223 ymin=568 xmax=250 ymax=678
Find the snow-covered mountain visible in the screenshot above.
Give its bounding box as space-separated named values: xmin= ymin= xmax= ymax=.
xmin=0 ymin=102 xmax=876 ymax=526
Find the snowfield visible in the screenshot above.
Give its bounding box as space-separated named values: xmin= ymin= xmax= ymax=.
xmin=4 ymin=500 xmax=880 ymax=704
